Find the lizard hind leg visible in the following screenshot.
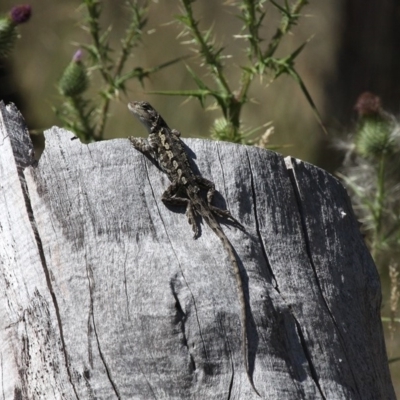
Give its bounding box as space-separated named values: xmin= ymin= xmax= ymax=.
xmin=194 ymin=176 xmax=244 ymax=230
xmin=161 ymin=182 xmax=199 ymax=238
xmin=185 ymin=201 xmax=198 ymax=238
xmin=194 ymin=176 xmax=216 ymax=205
xmin=209 ymin=205 xmax=244 ymax=230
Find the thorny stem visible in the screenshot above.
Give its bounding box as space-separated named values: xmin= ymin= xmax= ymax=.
xmin=180 ymin=0 xmax=246 ymax=141
xmin=230 ymin=0 xmax=309 ymax=140
xmin=115 ymin=7 xmax=145 ymax=78
xmin=264 ymin=0 xmax=308 ymax=59
xmin=180 ymin=0 xmax=231 ymax=95
xmin=84 ymin=0 xmax=111 ymax=84
xmin=83 ymin=0 xmax=111 ymax=140
xmin=371 ymin=153 xmax=386 ymax=260
xmin=241 ymin=0 xmax=264 ymax=60
xmin=179 ymin=0 xmax=310 ymax=143
xmin=88 ymin=1 xmax=147 ymax=140
xmin=70 ymin=96 xmax=93 ymax=142
xmin=96 ymin=98 xmax=111 ymax=141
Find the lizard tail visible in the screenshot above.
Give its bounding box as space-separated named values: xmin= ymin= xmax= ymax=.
xmin=226 ymin=236 xmax=261 ymax=398
xmin=194 ymin=201 xmax=261 ymax=397
xmin=220 ymin=232 xmax=261 ymax=397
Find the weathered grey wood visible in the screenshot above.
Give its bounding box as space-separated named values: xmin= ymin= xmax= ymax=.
xmin=0 ymin=101 xmax=395 ymax=399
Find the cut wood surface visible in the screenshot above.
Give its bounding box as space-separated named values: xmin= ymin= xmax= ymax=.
xmin=0 ymin=101 xmax=395 ymax=399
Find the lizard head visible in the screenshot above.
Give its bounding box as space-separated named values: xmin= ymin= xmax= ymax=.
xmin=128 ymin=101 xmax=169 ymax=133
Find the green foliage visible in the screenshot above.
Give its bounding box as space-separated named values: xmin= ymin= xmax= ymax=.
xmin=339 ymin=92 xmax=400 ymax=345
xmin=3 ymin=1 xmax=320 ymax=145
xmin=0 ymin=18 xmax=18 ymax=58
xmin=340 ymin=92 xmax=400 ymax=340
xmin=55 ymin=0 xmax=181 ymax=142
xmin=355 ymin=117 xmax=394 ymax=159
xmin=150 ymin=0 xmax=323 ymax=144
xmin=339 ymin=92 xmax=400 ymax=261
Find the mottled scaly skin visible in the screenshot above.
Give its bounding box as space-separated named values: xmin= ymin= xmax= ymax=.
xmin=128 ymin=101 xmax=260 ymax=396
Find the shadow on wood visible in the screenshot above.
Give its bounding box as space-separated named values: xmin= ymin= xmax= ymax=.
xmin=0 ymin=102 xmax=395 ymax=399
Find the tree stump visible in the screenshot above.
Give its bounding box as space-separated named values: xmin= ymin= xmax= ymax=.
xmin=0 ymin=101 xmax=395 ymax=399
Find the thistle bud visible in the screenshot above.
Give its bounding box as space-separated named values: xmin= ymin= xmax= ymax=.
xmin=211 ymin=118 xmax=234 ymax=142
xmin=354 ymin=91 xmax=381 ymax=118
xmin=10 ymin=5 xmax=32 ymax=25
xmin=58 ymin=50 xmax=89 ymax=97
xmin=0 ymin=5 xmax=31 ymax=57
xmin=354 ymin=92 xmax=394 ymax=158
xmin=0 ymin=18 xmax=17 ymax=57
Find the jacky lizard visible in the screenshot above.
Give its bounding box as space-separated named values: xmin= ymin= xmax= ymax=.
xmin=128 ymin=101 xmax=260 ymax=396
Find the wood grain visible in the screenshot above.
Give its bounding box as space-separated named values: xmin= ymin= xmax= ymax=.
xmin=0 ymin=101 xmax=395 ymax=399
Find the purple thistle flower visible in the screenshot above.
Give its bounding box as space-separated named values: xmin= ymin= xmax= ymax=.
xmin=10 ymin=5 xmax=32 ymax=25
xmin=354 ymin=92 xmax=382 ymax=118
xmin=72 ymin=49 xmax=83 ymax=63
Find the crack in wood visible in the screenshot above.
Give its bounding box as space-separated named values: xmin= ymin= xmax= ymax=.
xmin=285 ymin=156 xmax=362 ymax=398
xmin=86 ymin=262 xmax=121 ymax=399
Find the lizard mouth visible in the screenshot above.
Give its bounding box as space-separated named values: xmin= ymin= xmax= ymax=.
xmin=128 ymin=102 xmax=151 ymax=127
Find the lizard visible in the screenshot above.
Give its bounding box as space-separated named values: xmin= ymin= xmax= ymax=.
xmin=127 ymin=101 xmax=260 ymax=397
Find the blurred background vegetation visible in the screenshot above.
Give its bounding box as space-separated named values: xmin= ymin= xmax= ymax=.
xmin=1 ymin=0 xmax=400 ymax=395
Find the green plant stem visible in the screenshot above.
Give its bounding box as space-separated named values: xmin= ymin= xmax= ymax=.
xmin=371 ymin=154 xmax=386 ymax=260
xmin=180 ymin=0 xmax=245 ymax=141
xmin=83 ymin=0 xmax=111 ymax=140
xmin=180 ymin=0 xmax=231 ymax=94
xmin=241 ymin=0 xmax=264 ymax=60
xmin=84 ymin=0 xmax=111 ymax=83
xmin=116 ymin=3 xmax=147 ymax=77
xmin=96 ymin=98 xmax=110 ymax=140
xmin=264 ymin=0 xmax=308 ymax=59
xmin=238 ymin=70 xmax=252 ymax=102
xmin=70 ymin=97 xmax=93 ymax=142
xmin=91 ymin=1 xmax=147 ymax=140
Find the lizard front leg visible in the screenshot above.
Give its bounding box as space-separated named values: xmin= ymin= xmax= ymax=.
xmin=129 ymin=137 xmax=154 ymax=157
xmin=171 ymin=129 xmax=181 ymax=137
xmin=162 ymin=181 xmax=199 ymax=238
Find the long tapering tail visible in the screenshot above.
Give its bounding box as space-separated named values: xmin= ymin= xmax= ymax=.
xmin=197 ymin=201 xmax=261 ymax=396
